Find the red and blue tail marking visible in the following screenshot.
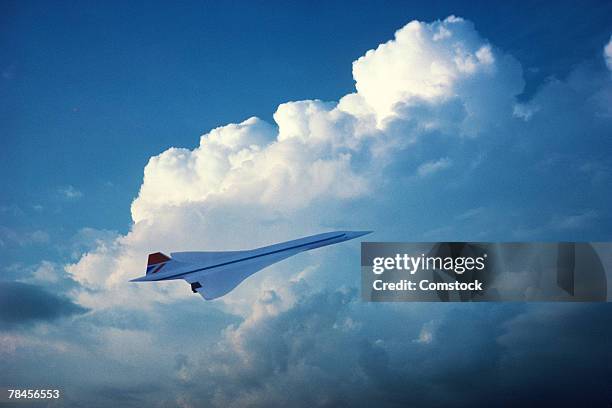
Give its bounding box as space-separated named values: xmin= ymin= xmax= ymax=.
xmin=146 ymin=252 xmax=171 ymax=275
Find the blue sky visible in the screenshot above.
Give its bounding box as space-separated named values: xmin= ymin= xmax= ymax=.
xmin=1 ymin=1 xmax=612 ymax=407
xmin=3 ymin=0 xmax=611 ymax=239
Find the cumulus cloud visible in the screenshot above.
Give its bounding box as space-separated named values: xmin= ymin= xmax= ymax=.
xmin=131 ymin=115 xmax=369 ymax=223
xmin=127 ymin=16 xmax=523 ymax=226
xmin=350 ymin=16 xmax=522 ymax=133
xmin=66 ymin=16 xmax=527 ymax=312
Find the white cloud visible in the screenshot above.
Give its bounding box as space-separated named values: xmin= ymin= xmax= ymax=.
xmin=0 ymin=227 xmax=49 ymax=247
xmin=604 ymin=35 xmax=612 ymax=71
xmin=414 ymin=320 xmax=436 ymax=344
xmin=58 ymin=185 xmax=83 ymax=200
xmin=351 ymin=16 xmax=522 ymax=129
xmin=513 ymin=102 xmax=540 ymax=121
xmin=417 ymin=157 xmax=452 ymax=177
xmin=130 ymin=114 xmax=369 ymax=224
xmin=32 ymin=261 xmax=60 ymax=283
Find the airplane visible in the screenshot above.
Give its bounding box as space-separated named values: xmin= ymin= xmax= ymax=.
xmin=130 ymin=231 xmax=371 ymax=300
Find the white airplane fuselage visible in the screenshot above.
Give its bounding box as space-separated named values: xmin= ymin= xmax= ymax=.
xmin=130 ymin=230 xmax=371 ymax=300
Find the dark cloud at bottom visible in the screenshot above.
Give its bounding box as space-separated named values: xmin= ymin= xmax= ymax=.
xmin=0 ymin=281 xmax=88 ymax=329
xmin=0 ymin=285 xmax=609 ymax=407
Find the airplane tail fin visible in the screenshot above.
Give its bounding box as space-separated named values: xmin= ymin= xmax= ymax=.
xmin=146 ymin=252 xmax=171 ymax=275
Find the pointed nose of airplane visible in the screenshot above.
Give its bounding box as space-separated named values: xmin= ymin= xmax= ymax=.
xmin=344 ymin=230 xmax=373 ymax=240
